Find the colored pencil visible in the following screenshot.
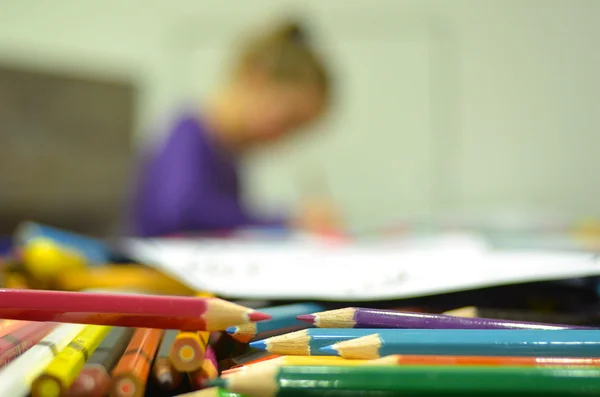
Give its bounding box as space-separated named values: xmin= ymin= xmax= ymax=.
xmin=211 ymin=365 xmax=600 ymax=397
xmin=0 ymin=323 xmax=85 ymax=397
xmin=222 ymin=355 xmax=371 ymax=375
xmin=0 ymin=289 xmax=270 ymax=331
xmin=447 ymin=306 xmax=600 ymax=326
xmin=152 ymin=329 xmax=183 ymax=390
xmin=226 ymin=303 xmax=323 ymax=343
xmin=218 ymin=351 xmax=280 ymax=373
xmin=188 ymin=345 xmax=219 ymax=390
xmin=297 ymin=307 xmax=592 ymax=329
xmin=0 ymin=319 xmax=24 ymax=336
xmin=66 ymin=327 xmax=134 ymax=397
xmin=54 ymin=265 xmax=196 ymax=296
xmin=110 ymin=328 xmax=164 ymax=397
xmin=32 ymin=324 xmax=113 ymax=397
xmin=319 ymin=330 xmax=600 ymax=359
xmin=15 ymin=221 xmax=110 ymax=264
xmin=369 ymin=354 xmax=600 ymax=367
xmin=170 ymin=330 xmax=210 ymax=372
xmin=174 ymin=387 xmax=244 ymax=397
xmin=249 ymin=329 xmax=396 ymax=355
xmin=0 ymin=321 xmax=57 ymax=366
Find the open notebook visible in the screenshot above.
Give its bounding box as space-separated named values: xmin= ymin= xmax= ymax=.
xmin=123 ymin=233 xmax=600 ymax=301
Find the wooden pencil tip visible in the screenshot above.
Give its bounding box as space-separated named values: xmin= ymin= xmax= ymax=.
xmin=248 ymin=311 xmax=271 ymax=322
xmin=296 ymin=314 xmax=316 ymax=324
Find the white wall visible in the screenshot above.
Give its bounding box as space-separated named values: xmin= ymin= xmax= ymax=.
xmin=1 ymin=0 xmax=599 ymax=231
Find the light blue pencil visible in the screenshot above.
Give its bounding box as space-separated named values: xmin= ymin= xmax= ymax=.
xmin=226 ymin=303 xmax=324 ymax=343
xmin=320 ymin=329 xmax=600 ymax=359
xmin=249 ymin=328 xmax=391 ymax=355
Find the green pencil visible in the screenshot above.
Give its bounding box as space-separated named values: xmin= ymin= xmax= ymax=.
xmin=210 ymin=365 xmax=600 ymax=397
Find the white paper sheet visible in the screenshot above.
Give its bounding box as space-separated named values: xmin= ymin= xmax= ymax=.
xmin=123 ymin=234 xmax=600 ymax=301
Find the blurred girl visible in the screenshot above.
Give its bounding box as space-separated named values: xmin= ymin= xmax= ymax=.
xmin=130 ymin=20 xmax=337 ymax=237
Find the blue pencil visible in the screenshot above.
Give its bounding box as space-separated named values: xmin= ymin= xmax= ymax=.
xmin=249 ymin=328 xmax=389 ymax=355
xmin=320 ymin=329 xmax=600 ymax=359
xmin=226 ymin=303 xmax=324 ymax=343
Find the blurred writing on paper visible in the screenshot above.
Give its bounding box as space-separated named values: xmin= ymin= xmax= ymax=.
xmin=125 ymin=234 xmax=600 ymax=301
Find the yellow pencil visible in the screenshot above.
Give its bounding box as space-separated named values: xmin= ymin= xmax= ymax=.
xmin=54 ymin=265 xmax=196 ymax=295
xmin=170 ymin=293 xmax=213 ymax=372
xmin=222 ymin=355 xmax=371 ymax=375
xmin=31 ymin=325 xmax=113 ymax=397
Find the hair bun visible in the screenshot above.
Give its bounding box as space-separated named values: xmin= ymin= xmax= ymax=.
xmin=279 ymin=21 xmax=307 ymax=44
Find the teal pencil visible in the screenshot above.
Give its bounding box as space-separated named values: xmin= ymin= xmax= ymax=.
xmin=226 ymin=303 xmax=323 ymax=343
xmin=320 ymin=329 xmax=600 ymax=359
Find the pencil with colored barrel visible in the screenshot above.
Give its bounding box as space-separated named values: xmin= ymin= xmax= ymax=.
xmin=170 ymin=330 xmax=210 ymax=372
xmin=0 ymin=319 xmax=26 ymax=336
xmin=0 ymin=323 xmax=86 ymax=397
xmin=188 ymin=345 xmax=219 ymax=390
xmin=66 ymin=327 xmax=134 ymax=397
xmin=15 ymin=222 xmax=111 ymax=281
xmin=110 ymin=328 xmax=164 ymax=397
xmin=152 ymin=329 xmax=183 ymax=390
xmin=211 ymin=365 xmax=600 ymax=397
xmin=227 ymin=303 xmax=323 ymax=343
xmin=319 ymin=329 xmax=600 ymax=359
xmin=54 ymin=265 xmax=196 ymax=296
xmin=297 ymin=307 xmax=593 ymax=329
xmin=218 ymin=350 xmax=279 ymax=373
xmin=0 ymin=321 xmax=57 ymax=366
xmin=222 ymin=355 xmax=372 ymax=376
xmin=31 ymin=324 xmax=113 ymax=397
xmin=368 ymin=354 xmax=600 ymax=367
xmin=0 ymin=289 xmax=270 ymax=331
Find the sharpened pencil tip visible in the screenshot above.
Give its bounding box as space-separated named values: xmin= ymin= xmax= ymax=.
xmin=296 ymin=314 xmax=316 ymax=324
xmin=225 ymin=326 xmax=237 ymax=335
xmin=249 ymin=340 xmax=267 ymax=350
xmin=319 ymin=345 xmax=339 ymax=356
xmin=248 ymin=311 xmax=271 ymax=322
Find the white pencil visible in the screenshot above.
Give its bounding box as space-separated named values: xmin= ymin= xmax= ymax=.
xmin=0 ymin=323 xmax=85 ymax=396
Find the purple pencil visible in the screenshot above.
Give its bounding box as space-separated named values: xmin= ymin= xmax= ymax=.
xmin=296 ymin=307 xmax=594 ymax=330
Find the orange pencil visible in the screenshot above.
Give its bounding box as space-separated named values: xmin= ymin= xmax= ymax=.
xmin=110 ymin=328 xmax=164 ymax=397
xmin=188 ymin=345 xmax=218 ymax=390
xmin=170 ymin=292 xmax=214 ymax=372
xmin=224 ymin=354 xmax=281 ymax=374
xmin=369 ymin=354 xmax=600 ymax=367
xmin=170 ymin=330 xmax=210 ymax=372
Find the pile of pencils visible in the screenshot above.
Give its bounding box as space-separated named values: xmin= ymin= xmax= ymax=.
xmin=206 ymin=306 xmax=600 ymax=397
xmin=3 ymin=222 xmax=600 ymax=396
xmin=2 ymin=288 xmax=600 ymax=395
xmin=0 ymin=288 xmax=270 ymax=397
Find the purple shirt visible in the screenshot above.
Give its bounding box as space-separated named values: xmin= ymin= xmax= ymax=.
xmin=130 ymin=113 xmax=287 ymax=237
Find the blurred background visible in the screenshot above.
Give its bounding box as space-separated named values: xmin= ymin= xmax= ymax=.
xmin=1 ymin=0 xmax=599 ymax=236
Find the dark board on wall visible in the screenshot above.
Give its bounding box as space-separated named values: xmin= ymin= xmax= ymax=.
xmin=0 ymin=64 xmax=137 ymax=236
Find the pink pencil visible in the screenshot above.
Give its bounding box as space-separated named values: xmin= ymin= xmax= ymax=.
xmin=0 ymin=289 xmax=270 ymax=331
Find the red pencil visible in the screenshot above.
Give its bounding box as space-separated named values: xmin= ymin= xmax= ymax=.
xmin=0 ymin=289 xmax=270 ymax=331
xmin=0 ymin=321 xmax=56 ymax=366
